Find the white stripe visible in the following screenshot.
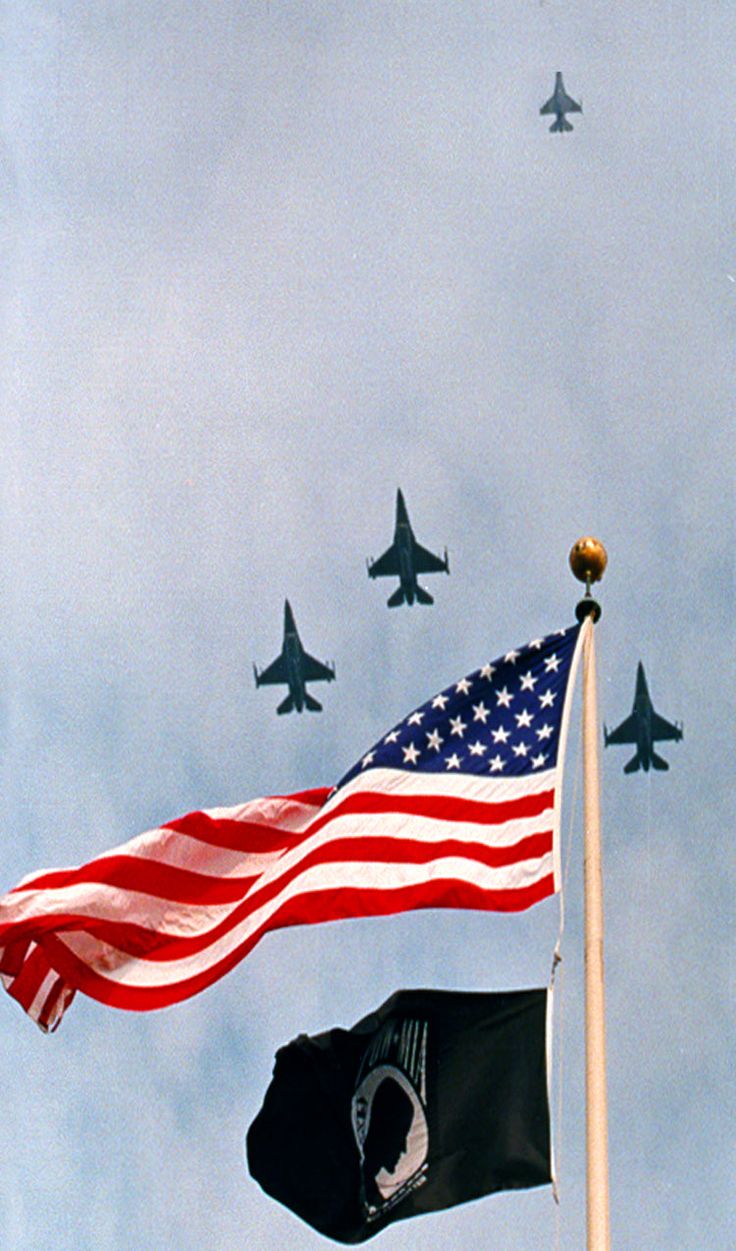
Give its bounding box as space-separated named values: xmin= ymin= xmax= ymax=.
xmin=27 ymin=968 xmax=59 ymax=1022
xmin=326 ymin=766 xmax=555 ymax=811
xmin=11 ymin=796 xmax=321 ymax=892
xmin=232 ymin=794 xmax=555 ymax=898
xmin=9 ymin=772 xmax=551 ymax=895
xmin=54 ymin=849 xmax=556 ymax=991
xmin=100 ymin=803 xmax=552 ymax=888
xmin=106 ymin=828 xmax=283 ymax=880
xmin=552 ymin=622 xmax=586 ymax=889
xmin=0 ymin=801 xmax=554 ymax=942
xmin=45 ymin=983 xmax=75 ymax=1033
xmin=301 ymin=805 xmax=553 ymax=852
xmin=200 ymin=796 xmax=324 ymax=828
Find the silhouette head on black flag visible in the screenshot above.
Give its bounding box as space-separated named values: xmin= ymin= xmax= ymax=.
xmin=359 ymin=1076 xmax=414 ymax=1208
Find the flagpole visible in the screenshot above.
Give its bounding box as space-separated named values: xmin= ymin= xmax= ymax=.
xmin=570 ymin=538 xmax=611 ymax=1251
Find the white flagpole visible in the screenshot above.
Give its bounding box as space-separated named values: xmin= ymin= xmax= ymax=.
xmin=569 ymin=538 xmax=611 ymax=1251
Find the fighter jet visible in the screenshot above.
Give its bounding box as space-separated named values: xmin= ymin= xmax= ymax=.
xmin=367 ymin=489 xmax=449 ymax=607
xmin=254 ymin=600 xmax=335 ymax=714
xmin=604 ymin=662 xmax=683 ymax=773
xmin=540 ymin=71 xmax=582 ymax=132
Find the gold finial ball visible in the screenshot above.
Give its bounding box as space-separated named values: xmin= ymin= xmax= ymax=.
xmin=569 ymin=536 xmax=607 ymax=585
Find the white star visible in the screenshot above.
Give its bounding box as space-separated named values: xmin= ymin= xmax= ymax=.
xmin=384 ymin=729 xmax=400 ymax=744
xmin=529 ymin=638 xmax=544 ymax=650
xmin=520 ymin=671 xmax=538 ymax=691
xmin=556 ymin=628 xmax=567 ymax=636
xmin=402 ymin=742 xmax=420 ymax=765
xmin=407 ymin=710 xmax=425 ymax=726
xmin=544 ymin=654 xmax=561 ymax=673
xmin=492 ymin=726 xmax=510 ymax=744
xmin=450 ymin=715 xmax=467 ymax=737
xmin=361 ymin=751 xmax=375 ymax=768
xmin=536 ymin=723 xmax=553 ymax=741
xmin=432 ymin=693 xmax=449 ymax=710
xmin=505 ymin=649 xmax=520 ymax=664
xmin=472 ymin=701 xmax=490 ymax=723
xmin=539 ymin=690 xmax=556 ymax=709
xmin=426 ymin=728 xmax=444 ymax=752
xmin=512 ymin=741 xmax=529 ymax=757
xmin=468 ymin=740 xmax=487 ymax=757
xmin=479 ymin=662 xmax=496 ymax=681
xmin=496 ymin=686 xmax=513 ymax=707
xmin=532 ymin=752 xmax=547 ymax=768
xmin=515 ymin=709 xmax=533 ymax=728
xmin=455 ymin=677 xmax=472 ymax=695
xmin=489 ymin=754 xmax=505 ymax=772
xmin=445 ymin=753 xmax=462 ymax=770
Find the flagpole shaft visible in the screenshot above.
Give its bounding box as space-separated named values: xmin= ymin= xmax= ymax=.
xmin=581 ymin=618 xmax=611 ymax=1250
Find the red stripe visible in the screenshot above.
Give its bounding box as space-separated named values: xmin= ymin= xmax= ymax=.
xmin=310 ymin=786 xmax=554 ymax=835
xmin=1 ymin=783 xmax=558 ymax=1027
xmin=162 ymin=788 xmax=331 ymax=849
xmin=7 ymin=787 xmax=549 ymax=897
xmin=9 ymin=855 xmax=262 ymax=905
xmin=0 ymin=936 xmax=33 ymax=977
xmin=9 ymin=794 xmax=331 ymax=896
xmin=6 ymin=944 xmax=50 ymax=1013
xmin=266 ymin=787 xmax=332 ymax=807
xmin=161 ymin=814 xmax=303 ymax=853
xmin=2 ymin=822 xmax=552 ymax=913
xmin=0 ymin=829 xmax=553 ymax=959
xmin=39 ymin=872 xmax=555 ymax=1011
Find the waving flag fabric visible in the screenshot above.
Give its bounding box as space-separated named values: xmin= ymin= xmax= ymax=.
xmin=0 ymin=624 xmax=583 ymax=1032
xmin=247 ymin=988 xmax=551 ymax=1243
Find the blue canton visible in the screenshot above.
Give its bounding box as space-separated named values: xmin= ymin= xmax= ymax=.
xmin=338 ymin=625 xmax=581 ymax=789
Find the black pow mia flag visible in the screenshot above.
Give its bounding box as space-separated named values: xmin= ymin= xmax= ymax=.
xmin=246 ymin=988 xmax=551 ymax=1243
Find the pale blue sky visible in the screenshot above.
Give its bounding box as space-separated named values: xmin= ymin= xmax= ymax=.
xmin=1 ymin=3 xmax=734 ymax=1248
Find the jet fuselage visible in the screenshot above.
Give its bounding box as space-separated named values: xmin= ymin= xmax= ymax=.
xmin=632 ymin=663 xmax=654 ymax=770
xmin=284 ymin=628 xmax=307 ymax=711
xmin=395 ymin=516 xmax=418 ymax=604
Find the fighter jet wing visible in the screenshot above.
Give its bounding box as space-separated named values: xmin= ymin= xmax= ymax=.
xmin=558 ymin=91 xmax=582 ymax=113
xmin=540 ymin=95 xmax=557 ymax=115
xmin=604 ymin=713 xmax=637 ymax=745
xmin=367 ymin=544 xmax=400 ymax=579
xmin=651 ymin=711 xmax=682 ymax=742
xmin=302 ymin=653 xmax=335 ymax=683
xmin=255 ymin=654 xmax=288 ymax=685
xmin=412 ymin=540 xmax=448 ymax=575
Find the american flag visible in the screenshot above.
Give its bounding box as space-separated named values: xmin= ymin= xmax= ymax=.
xmin=0 ymin=623 xmax=583 ymax=1032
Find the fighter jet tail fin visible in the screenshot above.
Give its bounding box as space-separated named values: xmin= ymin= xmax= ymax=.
xmin=550 ymin=116 xmax=573 ymax=133
xmin=304 ymin=693 xmax=323 ymax=713
xmin=415 ymin=585 xmax=434 ymax=605
xmin=387 ymin=587 xmax=405 ymax=608
xmin=650 ymin=751 xmax=669 ymax=771
xmin=277 ymin=695 xmax=295 ymax=715
xmin=623 ymin=751 xmax=641 ymax=774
